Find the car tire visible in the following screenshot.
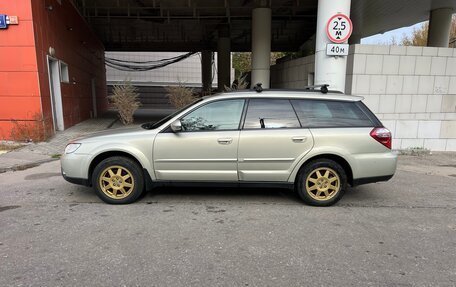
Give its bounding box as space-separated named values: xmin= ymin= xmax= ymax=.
xmin=92 ymin=156 xmax=144 ymax=204
xmin=296 ymin=159 xmax=347 ymax=206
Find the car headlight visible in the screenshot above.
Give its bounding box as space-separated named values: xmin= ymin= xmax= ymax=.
xmin=65 ymin=143 xmax=81 ymax=154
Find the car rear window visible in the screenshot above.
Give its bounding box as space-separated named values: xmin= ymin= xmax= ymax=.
xmin=243 ymin=99 xmax=301 ymax=129
xmin=290 ymin=99 xmax=374 ymax=128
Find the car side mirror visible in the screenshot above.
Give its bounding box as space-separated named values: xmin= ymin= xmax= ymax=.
xmin=170 ymin=120 xmax=182 ymax=132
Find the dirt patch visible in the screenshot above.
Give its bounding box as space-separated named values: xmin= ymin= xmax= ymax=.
xmin=398 ymin=152 xmax=456 ymax=178
xmin=0 ymin=143 xmax=23 ymax=152
xmin=24 ymin=173 xmax=61 ymax=180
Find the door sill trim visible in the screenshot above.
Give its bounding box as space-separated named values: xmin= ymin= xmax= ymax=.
xmin=151 ymin=180 xmax=294 ymax=190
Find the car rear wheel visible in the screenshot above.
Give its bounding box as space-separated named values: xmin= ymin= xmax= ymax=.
xmin=297 ymin=159 xmax=347 ymax=206
xmin=92 ymin=156 xmax=144 ymax=204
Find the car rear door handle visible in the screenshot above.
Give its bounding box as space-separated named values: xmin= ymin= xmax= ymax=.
xmin=217 ymin=138 xmax=233 ymax=145
xmin=292 ymin=136 xmax=307 ymax=143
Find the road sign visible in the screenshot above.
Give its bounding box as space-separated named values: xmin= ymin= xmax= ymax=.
xmin=0 ymin=15 xmax=7 ymax=29
xmin=326 ymin=44 xmax=349 ymax=56
xmin=326 ymin=13 xmax=353 ymax=44
xmin=8 ymin=16 xmax=19 ymax=25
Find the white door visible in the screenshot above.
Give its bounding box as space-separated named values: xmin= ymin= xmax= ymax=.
xmin=153 ymin=99 xmax=245 ymax=181
xmin=47 ymin=57 xmax=64 ymax=131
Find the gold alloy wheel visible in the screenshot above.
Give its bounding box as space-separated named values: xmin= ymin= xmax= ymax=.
xmin=305 ymin=167 xmax=340 ymax=201
xmin=99 ymin=165 xmax=135 ymax=199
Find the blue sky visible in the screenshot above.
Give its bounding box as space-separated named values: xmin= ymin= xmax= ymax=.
xmin=361 ymin=22 xmax=426 ymax=44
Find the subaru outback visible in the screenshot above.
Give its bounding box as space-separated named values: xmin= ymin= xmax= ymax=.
xmin=61 ymin=88 xmax=397 ymax=206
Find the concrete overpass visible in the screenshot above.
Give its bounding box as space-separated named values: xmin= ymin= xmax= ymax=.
xmin=72 ymin=0 xmax=456 ymax=91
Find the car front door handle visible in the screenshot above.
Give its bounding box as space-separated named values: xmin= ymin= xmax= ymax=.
xmin=217 ymin=138 xmax=233 ymax=145
xmin=292 ymin=136 xmax=307 ymax=143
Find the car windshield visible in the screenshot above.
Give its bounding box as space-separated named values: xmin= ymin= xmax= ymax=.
xmin=141 ymin=98 xmax=204 ymax=130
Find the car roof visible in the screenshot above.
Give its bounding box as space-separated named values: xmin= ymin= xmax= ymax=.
xmin=205 ymin=90 xmax=364 ymax=102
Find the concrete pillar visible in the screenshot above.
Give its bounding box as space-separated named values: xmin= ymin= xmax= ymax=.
xmin=314 ymin=0 xmax=351 ymax=93
xmin=251 ymin=7 xmax=272 ymax=88
xmin=201 ymin=50 xmax=213 ymax=94
xmin=427 ymin=8 xmax=453 ymax=47
xmin=349 ymin=34 xmax=361 ymax=44
xmin=217 ymin=28 xmax=231 ymax=91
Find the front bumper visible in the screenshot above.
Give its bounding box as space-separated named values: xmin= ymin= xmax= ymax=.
xmin=62 ymin=170 xmax=90 ymax=186
xmin=60 ymin=152 xmax=91 ymax=185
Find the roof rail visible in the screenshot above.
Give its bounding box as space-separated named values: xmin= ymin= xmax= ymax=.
xmin=253 ymin=83 xmax=263 ymax=93
xmin=304 ymin=84 xmax=329 ymax=94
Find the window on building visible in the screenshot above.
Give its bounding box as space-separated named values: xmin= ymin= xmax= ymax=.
xmin=59 ymin=61 xmax=69 ymax=83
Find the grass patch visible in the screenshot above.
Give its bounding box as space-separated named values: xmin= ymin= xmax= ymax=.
xmin=399 ymin=147 xmax=431 ymax=156
xmin=51 ymin=154 xmax=62 ymax=159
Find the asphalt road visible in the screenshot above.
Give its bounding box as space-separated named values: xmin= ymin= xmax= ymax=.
xmin=1 ymin=159 xmax=455 ymax=286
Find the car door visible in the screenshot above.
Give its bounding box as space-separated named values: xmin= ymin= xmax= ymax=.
xmin=153 ymin=99 xmax=245 ymax=181
xmin=238 ymin=98 xmax=314 ymax=182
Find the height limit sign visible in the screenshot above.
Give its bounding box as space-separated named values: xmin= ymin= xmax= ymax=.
xmin=326 ymin=13 xmax=353 ymax=44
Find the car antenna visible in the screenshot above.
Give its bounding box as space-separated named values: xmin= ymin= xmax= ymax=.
xmin=253 ymin=83 xmax=263 ymax=93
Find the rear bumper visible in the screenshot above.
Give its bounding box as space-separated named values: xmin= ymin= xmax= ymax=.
xmin=352 ymin=152 xmax=397 ymax=179
xmin=352 ymin=174 xmax=394 ymax=186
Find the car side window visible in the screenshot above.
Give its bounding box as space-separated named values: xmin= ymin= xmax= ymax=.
xmin=180 ymin=99 xmax=245 ymax=131
xmin=243 ymin=99 xmax=301 ymax=129
xmin=291 ymin=99 xmax=374 ymax=127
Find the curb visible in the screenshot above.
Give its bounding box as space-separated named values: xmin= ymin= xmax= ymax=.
xmin=106 ymin=117 xmax=119 ymax=129
xmin=0 ymin=157 xmax=59 ymax=174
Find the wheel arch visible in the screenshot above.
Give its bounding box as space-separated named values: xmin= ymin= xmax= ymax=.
xmin=292 ymin=153 xmax=354 ymax=186
xmin=88 ymin=150 xmax=153 ymax=189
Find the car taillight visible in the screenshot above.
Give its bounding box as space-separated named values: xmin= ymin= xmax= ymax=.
xmin=370 ymin=127 xmax=392 ymax=149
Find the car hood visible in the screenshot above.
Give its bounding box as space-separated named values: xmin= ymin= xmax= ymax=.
xmin=71 ymin=125 xmax=155 ymax=143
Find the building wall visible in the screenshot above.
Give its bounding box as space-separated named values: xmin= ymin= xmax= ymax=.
xmin=0 ymin=0 xmax=107 ymax=140
xmin=31 ymin=0 xmax=107 ymax=130
xmin=271 ymin=55 xmax=315 ymax=88
xmin=346 ymin=45 xmax=456 ymax=151
xmin=270 ymin=45 xmax=456 ymax=151
xmin=0 ymin=0 xmax=40 ymax=139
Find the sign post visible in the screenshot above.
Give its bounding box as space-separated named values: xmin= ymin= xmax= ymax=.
xmin=326 ymin=13 xmax=353 ymax=43
xmin=326 ymin=43 xmax=349 ymax=56
xmin=314 ymin=0 xmax=352 ymax=92
xmin=325 ymin=13 xmax=352 ymax=57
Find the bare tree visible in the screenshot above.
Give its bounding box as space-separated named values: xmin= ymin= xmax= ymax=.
xmin=110 ymin=81 xmax=141 ymax=125
xmin=400 ymin=15 xmax=456 ymax=46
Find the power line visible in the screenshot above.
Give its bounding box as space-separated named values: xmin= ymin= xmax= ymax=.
xmin=105 ymin=52 xmax=198 ymax=71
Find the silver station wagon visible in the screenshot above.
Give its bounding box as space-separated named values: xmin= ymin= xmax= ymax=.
xmin=61 ymin=87 xmax=397 ymax=206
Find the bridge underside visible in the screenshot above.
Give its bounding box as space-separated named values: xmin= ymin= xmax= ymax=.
xmin=72 ymin=0 xmax=456 ymax=52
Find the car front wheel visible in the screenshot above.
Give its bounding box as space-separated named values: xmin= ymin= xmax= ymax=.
xmin=92 ymin=156 xmax=144 ymax=204
xmin=297 ymin=159 xmax=347 ymax=206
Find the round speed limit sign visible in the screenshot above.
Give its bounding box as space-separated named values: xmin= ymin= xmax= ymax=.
xmin=326 ymin=13 xmax=353 ymax=43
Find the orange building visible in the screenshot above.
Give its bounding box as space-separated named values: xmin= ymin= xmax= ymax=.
xmin=0 ymin=0 xmax=107 ymax=140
